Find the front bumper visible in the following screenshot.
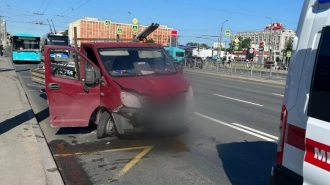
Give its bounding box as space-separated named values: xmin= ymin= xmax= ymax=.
xmin=270 ymin=164 xmax=303 ymax=185
xmin=112 ymin=101 xmax=195 ymax=135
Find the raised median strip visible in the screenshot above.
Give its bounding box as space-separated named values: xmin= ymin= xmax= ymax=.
xmin=184 ymin=68 xmax=286 ymax=87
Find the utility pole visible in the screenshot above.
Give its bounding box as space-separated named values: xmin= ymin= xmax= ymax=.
xmin=0 ymin=16 xmax=2 ymax=45
xmin=217 ymin=20 xmax=228 ymax=72
xmin=219 ymin=20 xmax=228 ymax=59
xmin=266 ymin=17 xmax=273 ymax=61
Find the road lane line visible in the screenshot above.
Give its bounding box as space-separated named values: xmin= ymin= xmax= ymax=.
xmin=194 ymin=112 xmax=276 ymax=142
xmin=272 ymin=93 xmax=284 ymax=97
xmin=232 ymin=123 xmax=278 ymax=140
xmin=109 ymin=146 xmax=154 ymax=182
xmin=213 ymin=93 xmax=263 ymax=107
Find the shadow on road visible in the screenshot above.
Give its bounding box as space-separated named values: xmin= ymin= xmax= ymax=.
xmin=216 ymin=141 xmax=276 ymax=185
xmin=0 ymin=109 xmax=32 ymax=135
xmin=34 ymin=107 xmax=50 ymax=123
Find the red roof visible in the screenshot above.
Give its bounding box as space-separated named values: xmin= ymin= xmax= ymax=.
xmin=264 ymin=22 xmax=285 ymax=31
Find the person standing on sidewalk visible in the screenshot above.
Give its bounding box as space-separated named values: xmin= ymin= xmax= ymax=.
xmin=0 ymin=45 xmax=4 ymax=56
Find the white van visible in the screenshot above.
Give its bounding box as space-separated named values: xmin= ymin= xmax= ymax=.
xmin=270 ymin=0 xmax=330 ymax=184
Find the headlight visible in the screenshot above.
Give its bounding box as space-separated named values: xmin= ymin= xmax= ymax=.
xmin=186 ymin=86 xmax=194 ymax=102
xmin=120 ymin=91 xmax=141 ymax=108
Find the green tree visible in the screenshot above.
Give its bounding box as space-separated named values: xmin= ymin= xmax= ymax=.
xmin=199 ymin=43 xmax=209 ymax=48
xmin=62 ymin=29 xmax=68 ymax=36
xmin=146 ymin=38 xmax=155 ymax=43
xmin=240 ymin=38 xmax=251 ymax=50
xmin=284 ymin=37 xmax=293 ymax=51
xmin=186 ymin=42 xmax=198 ymax=46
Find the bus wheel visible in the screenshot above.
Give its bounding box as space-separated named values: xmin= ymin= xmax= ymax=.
xmin=97 ymin=110 xmax=116 ymax=139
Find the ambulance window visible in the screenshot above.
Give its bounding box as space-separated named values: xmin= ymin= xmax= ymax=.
xmin=308 ymin=26 xmax=330 ymax=122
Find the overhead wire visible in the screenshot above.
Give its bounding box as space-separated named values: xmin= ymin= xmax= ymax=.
xmin=59 ymin=0 xmax=83 ymax=15
xmin=42 ymin=0 xmax=52 ymax=14
xmin=36 ymin=0 xmax=46 ymax=14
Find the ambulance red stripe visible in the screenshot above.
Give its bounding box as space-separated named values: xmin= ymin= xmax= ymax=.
xmin=286 ymin=124 xmax=306 ymax=151
xmin=305 ymin=138 xmax=330 ymax=172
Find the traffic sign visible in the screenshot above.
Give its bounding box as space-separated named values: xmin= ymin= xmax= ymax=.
xmin=117 ymin=27 xmax=123 ymax=35
xmin=132 ymin=24 xmax=139 ymax=32
xmin=286 ymin=51 xmax=292 ymax=57
xmin=104 ymin=20 xmax=111 ymax=27
xmin=132 ymin=18 xmax=138 ymax=25
xmin=171 ymin=30 xmax=178 ymax=38
xmin=234 ymin=38 xmax=240 ymax=44
xmin=225 ymin=29 xmax=231 ymax=37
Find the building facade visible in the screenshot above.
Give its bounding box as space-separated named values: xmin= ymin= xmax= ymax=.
xmin=0 ymin=19 xmax=7 ymax=46
xmin=69 ymin=17 xmax=173 ymax=45
xmin=232 ymin=23 xmax=295 ymax=60
xmin=213 ymin=42 xmax=225 ymax=49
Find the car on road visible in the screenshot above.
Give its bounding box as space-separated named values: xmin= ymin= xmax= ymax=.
xmin=40 ymin=42 xmax=195 ymax=139
xmin=275 ymin=62 xmax=288 ymax=70
xmin=264 ymin=61 xmax=276 ymax=69
xmin=185 ymin=56 xmax=203 ymax=69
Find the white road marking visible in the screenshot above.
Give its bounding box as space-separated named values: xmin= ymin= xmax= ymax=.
xmin=232 ymin=123 xmax=278 ymax=140
xmin=272 ymin=93 xmax=284 ymax=97
xmin=213 ymin=93 xmax=263 ymax=107
xmin=194 ymin=112 xmax=277 ymax=142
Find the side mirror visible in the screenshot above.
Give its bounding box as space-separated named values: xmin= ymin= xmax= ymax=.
xmin=85 ymin=68 xmax=100 ymax=85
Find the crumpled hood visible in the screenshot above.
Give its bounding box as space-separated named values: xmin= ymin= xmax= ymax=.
xmin=112 ymin=74 xmax=190 ymax=96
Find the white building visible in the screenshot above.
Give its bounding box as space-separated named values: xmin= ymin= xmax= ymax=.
xmin=0 ymin=19 xmax=7 ymax=46
xmin=232 ymin=23 xmax=295 ymax=60
xmin=213 ymin=42 xmax=225 ymax=49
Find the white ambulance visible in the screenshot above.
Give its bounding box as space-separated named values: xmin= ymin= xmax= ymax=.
xmin=270 ymin=0 xmax=330 ymax=184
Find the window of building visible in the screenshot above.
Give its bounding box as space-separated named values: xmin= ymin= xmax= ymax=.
xmin=308 ymin=26 xmax=330 ymax=122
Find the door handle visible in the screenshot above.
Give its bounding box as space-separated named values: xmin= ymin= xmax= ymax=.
xmin=48 ymin=83 xmax=60 ymax=90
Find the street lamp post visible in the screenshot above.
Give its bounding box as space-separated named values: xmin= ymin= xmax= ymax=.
xmin=265 ymin=17 xmax=273 ymax=61
xmin=218 ymin=20 xmax=228 ymax=72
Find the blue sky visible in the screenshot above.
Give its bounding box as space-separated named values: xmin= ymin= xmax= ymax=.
xmin=2 ymin=0 xmax=303 ymax=46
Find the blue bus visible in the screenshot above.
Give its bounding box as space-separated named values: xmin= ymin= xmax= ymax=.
xmin=164 ymin=47 xmax=185 ymax=62
xmin=11 ymin=33 xmax=41 ymax=63
xmin=41 ymin=33 xmax=70 ymax=58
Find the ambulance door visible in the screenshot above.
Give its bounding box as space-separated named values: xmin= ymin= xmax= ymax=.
xmin=303 ymin=26 xmax=330 ymax=185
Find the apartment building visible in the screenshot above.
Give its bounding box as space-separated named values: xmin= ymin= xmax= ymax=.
xmin=232 ymin=23 xmax=296 ymax=60
xmin=69 ymin=17 xmax=173 ymax=45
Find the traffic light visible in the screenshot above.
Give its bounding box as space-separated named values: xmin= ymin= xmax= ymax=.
xmin=142 ymin=38 xmax=147 ymax=43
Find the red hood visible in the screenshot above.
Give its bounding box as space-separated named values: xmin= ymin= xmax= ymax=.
xmin=112 ymin=74 xmax=189 ymax=96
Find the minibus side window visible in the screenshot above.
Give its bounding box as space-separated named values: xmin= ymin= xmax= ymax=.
xmin=308 ymin=26 xmax=330 ymax=122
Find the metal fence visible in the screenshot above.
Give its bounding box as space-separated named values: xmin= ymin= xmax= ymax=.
xmin=183 ymin=59 xmax=288 ymax=81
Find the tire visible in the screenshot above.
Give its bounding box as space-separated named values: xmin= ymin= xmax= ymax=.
xmin=97 ymin=110 xmax=116 ymax=139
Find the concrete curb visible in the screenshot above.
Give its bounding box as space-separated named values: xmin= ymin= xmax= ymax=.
xmin=9 ymin=61 xmax=64 ymax=185
xmin=184 ymin=69 xmax=286 ymax=87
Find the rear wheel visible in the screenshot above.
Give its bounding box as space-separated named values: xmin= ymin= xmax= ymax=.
xmin=97 ymin=110 xmax=116 ymax=139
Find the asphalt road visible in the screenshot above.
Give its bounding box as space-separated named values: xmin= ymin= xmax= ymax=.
xmin=11 ymin=52 xmax=285 ymax=185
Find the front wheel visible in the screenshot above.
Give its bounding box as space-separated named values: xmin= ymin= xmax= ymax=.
xmin=97 ymin=110 xmax=116 ymax=139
